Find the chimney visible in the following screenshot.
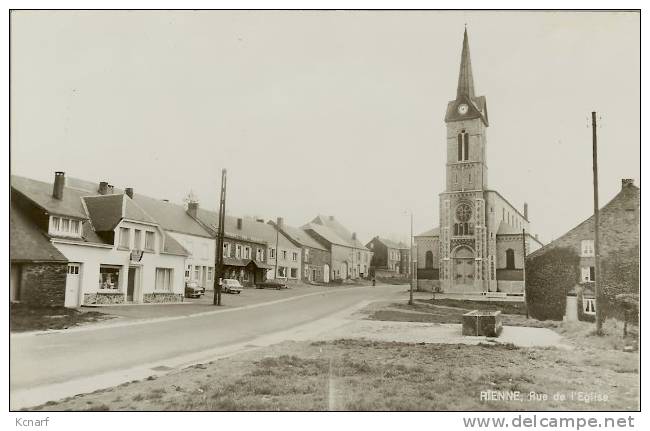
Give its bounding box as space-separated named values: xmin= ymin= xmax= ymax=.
xmin=125 ymin=188 xmax=134 ymax=199
xmin=523 ymin=202 xmax=528 ymax=220
xmin=187 ymin=201 xmax=198 ymax=218
xmin=237 ymin=218 xmax=243 ymax=230
xmin=98 ymin=181 xmax=109 ymax=195
xmin=622 ymin=178 xmax=634 ymax=189
xmin=256 ymin=218 xmax=265 ymax=223
xmin=276 ymin=217 xmax=284 ymax=229
xmin=162 ymin=199 xmax=169 ymax=202
xmin=107 ymin=184 xmax=114 ymax=194
xmin=352 ymin=232 xmax=357 ymax=240
xmin=52 ymin=171 xmax=65 ymax=200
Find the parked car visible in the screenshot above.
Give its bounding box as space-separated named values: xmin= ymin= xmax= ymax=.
xmin=221 ymin=278 xmax=243 ymax=294
xmin=185 ymin=281 xmax=204 ymax=298
xmin=256 ymin=279 xmax=288 ymax=290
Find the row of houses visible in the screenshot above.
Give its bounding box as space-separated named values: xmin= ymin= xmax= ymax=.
xmin=10 ymin=172 xmax=373 ymax=308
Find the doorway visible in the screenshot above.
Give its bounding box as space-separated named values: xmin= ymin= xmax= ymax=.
xmin=127 ymin=267 xmax=139 ymax=302
xmin=65 ymin=263 xmax=81 ymax=307
xmin=453 ymin=247 xmax=474 ymax=287
xmin=10 ymin=264 xmax=22 ymax=302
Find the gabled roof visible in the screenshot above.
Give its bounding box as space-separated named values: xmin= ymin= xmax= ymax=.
xmin=11 ymin=175 xmax=88 ymax=219
xmin=302 ymin=221 xmax=350 ymax=247
xmin=275 ymin=223 xmax=328 ymax=251
xmin=133 ymin=195 xmax=212 ymax=238
xmin=194 ymin=209 xmax=298 ymax=250
xmin=371 ymin=237 xmax=409 ymax=249
xmin=83 ymin=194 xmax=157 ymax=231
xmin=10 ymin=202 xmax=68 ymax=263
xmin=308 ymin=215 xmax=369 ymax=250
xmin=415 ymin=227 xmax=440 ymax=237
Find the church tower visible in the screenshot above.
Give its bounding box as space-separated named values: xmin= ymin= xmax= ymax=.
xmin=439 ymin=28 xmax=491 ymax=294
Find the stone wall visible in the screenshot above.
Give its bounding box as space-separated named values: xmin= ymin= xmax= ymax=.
xmin=84 ymin=292 xmax=125 ymax=305
xmin=18 ymin=262 xmax=67 ymax=307
xmin=143 ymin=293 xmax=184 ymax=303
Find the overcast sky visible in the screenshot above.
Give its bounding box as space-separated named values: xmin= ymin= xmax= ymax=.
xmin=10 ymin=10 xmax=639 ymax=245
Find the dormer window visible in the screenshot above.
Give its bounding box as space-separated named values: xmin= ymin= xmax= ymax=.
xmin=49 ymin=215 xmax=82 ymax=238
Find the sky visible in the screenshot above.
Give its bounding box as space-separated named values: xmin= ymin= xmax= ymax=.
xmin=10 ymin=10 xmax=640 ymax=245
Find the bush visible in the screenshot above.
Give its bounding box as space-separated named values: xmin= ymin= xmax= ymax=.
xmin=525 ymin=247 xmax=579 ymax=321
xmin=600 ymin=247 xmax=639 ymax=322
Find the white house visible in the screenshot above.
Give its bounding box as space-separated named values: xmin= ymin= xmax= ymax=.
xmin=11 ymin=173 xmax=188 ymax=307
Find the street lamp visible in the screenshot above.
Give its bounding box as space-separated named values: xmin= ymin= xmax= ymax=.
xmin=404 ymin=211 xmax=414 ymax=306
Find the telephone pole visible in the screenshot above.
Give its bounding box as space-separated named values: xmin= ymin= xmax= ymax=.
xmin=409 ymin=212 xmax=414 ymax=306
xmin=213 ymin=169 xmax=227 ymax=306
xmin=591 ymin=112 xmax=603 ymax=334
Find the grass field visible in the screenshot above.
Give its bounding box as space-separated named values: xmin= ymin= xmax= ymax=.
xmin=29 ymin=333 xmax=638 ymax=411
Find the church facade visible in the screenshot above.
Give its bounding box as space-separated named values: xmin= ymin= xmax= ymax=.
xmin=416 ymin=29 xmax=543 ymax=297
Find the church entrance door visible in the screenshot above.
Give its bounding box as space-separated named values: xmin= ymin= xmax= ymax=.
xmin=453 ymin=247 xmax=474 ymax=287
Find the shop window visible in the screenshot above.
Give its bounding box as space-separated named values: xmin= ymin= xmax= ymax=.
xmin=99 ymin=265 xmax=121 ymax=290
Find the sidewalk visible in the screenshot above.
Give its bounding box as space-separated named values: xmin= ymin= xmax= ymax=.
xmin=83 ymin=284 xmax=358 ymax=321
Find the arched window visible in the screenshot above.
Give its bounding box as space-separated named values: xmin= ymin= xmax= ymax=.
xmin=457 ymin=132 xmax=463 ymax=161
xmin=506 ymin=248 xmax=515 ymax=269
xmin=425 ymin=251 xmax=434 ymax=269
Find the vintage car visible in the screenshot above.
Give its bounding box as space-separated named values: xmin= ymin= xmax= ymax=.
xmin=185 ymin=281 xmax=205 ymax=298
xmin=255 ymin=278 xmax=288 ymax=290
xmin=221 ymin=278 xmax=243 ymax=294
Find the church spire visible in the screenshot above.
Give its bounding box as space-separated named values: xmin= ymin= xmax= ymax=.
xmin=456 ymin=27 xmax=475 ymax=100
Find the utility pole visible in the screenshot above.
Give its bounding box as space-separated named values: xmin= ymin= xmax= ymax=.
xmin=522 ymin=228 xmax=528 ymax=319
xmin=213 ymin=169 xmax=227 ymax=306
xmin=592 ymin=112 xmax=603 ymax=334
xmin=409 ymin=212 xmax=414 ymax=306
xmin=274 ymin=219 xmax=280 ymax=280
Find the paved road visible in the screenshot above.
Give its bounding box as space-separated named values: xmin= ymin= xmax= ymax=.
xmin=11 ymin=284 xmax=405 ymax=408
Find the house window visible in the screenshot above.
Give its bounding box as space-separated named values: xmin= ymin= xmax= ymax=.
xmin=133 ymin=229 xmax=142 ymax=250
xmin=68 ymin=263 xmax=80 ymax=275
xmin=425 ymin=251 xmax=434 ymax=269
xmin=269 ymin=248 xmax=275 ymax=259
xmin=505 ymin=249 xmax=515 ymax=269
xmin=304 ymin=249 xmax=310 ymax=262
xmin=155 ymin=268 xmax=173 ymax=292
xmin=244 ymin=246 xmax=251 ymax=259
xmin=49 ymin=216 xmax=82 ymax=237
xmin=119 ymin=228 xmax=130 ymax=249
xmin=99 ymin=265 xmax=121 ymax=290
xmin=207 ymin=267 xmax=213 ymax=281
xmin=257 ymin=248 xmax=264 ymax=261
xmin=292 ymin=252 xmax=298 ymax=262
xmin=185 ymin=264 xmax=191 ymax=278
xmin=581 ymin=240 xmax=594 ymax=257
xmin=51 ymin=216 xmax=61 ymax=231
xmin=144 ymin=231 xmax=155 ymax=251
xmin=290 ymin=268 xmax=298 ymax=278
xmin=583 ymin=297 xmax=596 ymax=315
xmin=282 ymin=250 xmax=287 ymax=260
xmin=194 ymin=266 xmax=200 ymax=280
xmin=223 ymin=242 xmax=231 ymax=258
xmin=236 ymin=244 xmax=242 ymax=258
xmin=61 ymin=218 xmax=69 ymax=232
xmin=278 ymin=266 xmax=286 ymax=277
xmin=581 ymin=266 xmax=595 ymax=282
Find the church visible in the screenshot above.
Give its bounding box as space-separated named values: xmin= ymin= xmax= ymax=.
xmin=415 ymin=29 xmax=543 ymax=298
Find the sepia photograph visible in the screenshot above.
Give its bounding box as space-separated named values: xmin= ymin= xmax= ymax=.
xmin=5 ymin=4 xmax=642 ymax=428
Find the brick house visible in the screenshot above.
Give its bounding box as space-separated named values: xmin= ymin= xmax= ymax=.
xmin=525 ymin=179 xmax=640 ymax=321
xmin=366 ymin=236 xmax=410 ymax=276
xmin=270 ymin=218 xmax=332 ymax=283
xmin=10 ymin=200 xmax=68 ymax=307
xmin=11 ymin=173 xmax=189 ymax=307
